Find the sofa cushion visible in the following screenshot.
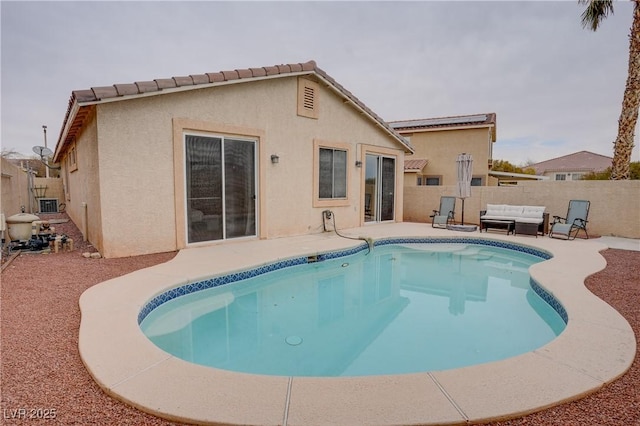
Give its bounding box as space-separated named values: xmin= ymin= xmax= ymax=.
xmin=521 ymin=206 xmax=545 ymax=219
xmin=503 ymin=205 xmax=525 ymax=218
xmin=485 ymin=204 xmax=506 ymax=216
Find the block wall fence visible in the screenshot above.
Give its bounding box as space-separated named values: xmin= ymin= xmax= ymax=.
xmin=404 ymin=180 xmax=640 ymax=239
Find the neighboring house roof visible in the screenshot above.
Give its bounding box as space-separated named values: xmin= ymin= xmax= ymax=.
xmin=389 ymin=113 xmax=497 ymax=142
xmin=404 ymin=159 xmax=429 ymax=173
xmin=53 ymin=60 xmax=413 ymax=161
xmin=489 ymin=171 xmax=549 ymax=180
xmin=5 ymin=158 xmax=46 ymax=177
xmin=528 ymin=151 xmax=613 ymax=175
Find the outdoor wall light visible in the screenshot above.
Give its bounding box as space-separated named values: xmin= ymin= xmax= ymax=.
xmin=271 ymin=154 xmax=280 ymax=164
xmin=355 ymin=160 xmax=362 ymax=167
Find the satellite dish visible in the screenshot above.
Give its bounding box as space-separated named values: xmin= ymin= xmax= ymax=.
xmin=32 ymin=146 xmax=53 ymax=159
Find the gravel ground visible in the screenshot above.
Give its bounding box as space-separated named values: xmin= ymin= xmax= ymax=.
xmin=1 ymin=213 xmax=638 ymax=425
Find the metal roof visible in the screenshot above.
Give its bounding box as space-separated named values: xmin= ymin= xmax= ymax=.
xmin=391 ymin=114 xmax=488 ymax=129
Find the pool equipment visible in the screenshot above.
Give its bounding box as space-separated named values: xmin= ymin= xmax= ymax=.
xmin=4 ymin=210 xmax=66 ymax=253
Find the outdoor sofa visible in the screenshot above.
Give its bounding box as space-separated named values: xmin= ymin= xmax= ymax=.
xmin=479 ymin=204 xmax=549 ymax=236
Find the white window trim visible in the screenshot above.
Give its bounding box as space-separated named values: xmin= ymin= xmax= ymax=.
xmin=313 ymin=139 xmax=351 ymax=208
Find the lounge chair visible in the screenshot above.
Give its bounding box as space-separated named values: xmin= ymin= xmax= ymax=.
xmin=430 ymin=196 xmax=456 ymax=228
xmin=549 ymin=200 xmax=590 ymax=240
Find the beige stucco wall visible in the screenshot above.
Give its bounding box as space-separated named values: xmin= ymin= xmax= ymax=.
xmin=61 ymin=111 xmax=103 ymax=250
xmin=80 ymin=76 xmax=405 ymax=258
xmin=401 ymin=127 xmax=492 ymax=186
xmin=1 ymin=157 xmax=31 ymax=218
xmin=404 ymin=180 xmax=640 ymax=238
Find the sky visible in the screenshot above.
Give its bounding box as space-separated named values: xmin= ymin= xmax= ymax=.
xmin=1 ymin=0 xmax=638 ymax=166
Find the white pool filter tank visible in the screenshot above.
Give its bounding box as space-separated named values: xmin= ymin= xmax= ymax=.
xmin=6 ymin=212 xmax=41 ymax=241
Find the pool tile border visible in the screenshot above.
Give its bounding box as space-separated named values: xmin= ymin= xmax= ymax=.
xmin=138 ymin=237 xmax=555 ymax=325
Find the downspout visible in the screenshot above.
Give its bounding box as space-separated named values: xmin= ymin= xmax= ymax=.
xmin=81 ymin=202 xmax=88 ymax=241
xmin=0 ymin=213 xmax=6 ymax=248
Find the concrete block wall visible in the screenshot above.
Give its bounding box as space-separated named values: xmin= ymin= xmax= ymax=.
xmin=404 ymin=180 xmax=640 ymax=238
xmin=33 ymin=177 xmax=64 ymax=212
xmin=1 ymin=158 xmax=30 ymax=216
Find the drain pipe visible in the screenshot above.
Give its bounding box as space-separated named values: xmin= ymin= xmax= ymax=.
xmin=322 ymin=210 xmax=374 ymax=253
xmin=0 ymin=213 xmax=5 ymax=250
xmin=81 ymin=202 xmax=88 ymax=241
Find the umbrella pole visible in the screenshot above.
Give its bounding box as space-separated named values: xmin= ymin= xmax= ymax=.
xmin=461 ymin=198 xmax=465 ymax=225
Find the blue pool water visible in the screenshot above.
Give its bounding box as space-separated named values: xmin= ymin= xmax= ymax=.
xmin=140 ymin=242 xmax=565 ymax=377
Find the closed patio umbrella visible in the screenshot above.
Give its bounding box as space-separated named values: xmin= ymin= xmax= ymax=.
xmin=456 ymin=153 xmax=473 ymax=225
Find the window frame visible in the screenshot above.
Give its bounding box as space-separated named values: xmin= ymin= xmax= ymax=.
xmin=172 ymin=118 xmax=266 ymax=250
xmin=68 ymin=144 xmax=78 ymax=173
xmin=313 ymin=139 xmax=351 ymax=208
xmin=417 ymin=175 xmax=441 ymax=186
xmin=183 ymin=132 xmax=258 ymax=244
xmin=571 ymin=173 xmax=584 ymax=181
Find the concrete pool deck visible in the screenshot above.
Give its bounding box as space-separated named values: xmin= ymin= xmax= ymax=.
xmin=78 ymin=223 xmax=636 ymax=425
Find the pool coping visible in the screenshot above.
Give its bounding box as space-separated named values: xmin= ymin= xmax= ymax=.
xmin=78 ymin=223 xmax=636 ymax=425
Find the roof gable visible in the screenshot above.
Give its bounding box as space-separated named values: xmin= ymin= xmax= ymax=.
xmin=529 ymin=151 xmax=613 ymax=174
xmin=54 ymin=60 xmax=413 ymax=160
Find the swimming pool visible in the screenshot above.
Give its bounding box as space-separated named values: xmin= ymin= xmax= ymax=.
xmin=79 ymin=225 xmax=634 ymax=425
xmin=139 ymin=239 xmax=565 ymax=376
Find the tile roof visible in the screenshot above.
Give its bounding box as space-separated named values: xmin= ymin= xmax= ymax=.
xmin=390 ymin=113 xmax=497 ymax=141
xmin=404 ymin=159 xmax=429 ymax=172
xmin=529 ymin=151 xmax=613 ymax=174
xmin=54 ymin=60 xmax=413 ymax=161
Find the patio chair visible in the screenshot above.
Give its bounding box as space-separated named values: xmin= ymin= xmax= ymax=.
xmin=430 ymin=196 xmax=456 ymax=228
xmin=549 ymin=200 xmax=590 ymax=240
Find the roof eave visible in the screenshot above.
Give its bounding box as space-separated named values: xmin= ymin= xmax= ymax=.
xmin=313 ymin=73 xmax=413 ymax=154
xmin=53 ymin=60 xmax=415 ymax=159
xmin=53 ymin=98 xmax=80 ymax=162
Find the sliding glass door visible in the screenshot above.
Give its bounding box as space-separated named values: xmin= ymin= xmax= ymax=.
xmin=364 ymin=154 xmax=395 ymax=223
xmin=185 ymin=134 xmax=256 ymax=243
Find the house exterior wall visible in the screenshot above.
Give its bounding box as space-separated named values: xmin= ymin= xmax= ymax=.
xmin=403 ymin=180 xmax=640 ymax=238
xmin=61 ymin=111 xmax=103 ymax=251
xmin=541 ymin=170 xmax=590 ymax=181
xmin=400 ymin=127 xmax=492 ymax=186
xmin=87 ymin=76 xmax=405 ymax=257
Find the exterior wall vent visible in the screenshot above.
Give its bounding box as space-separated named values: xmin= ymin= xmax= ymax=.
xmin=297 ymin=78 xmax=319 ymax=119
xmin=39 ymin=198 xmax=59 ymax=213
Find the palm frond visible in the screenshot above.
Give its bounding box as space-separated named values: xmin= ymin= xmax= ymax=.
xmin=579 ymin=0 xmax=615 ymax=31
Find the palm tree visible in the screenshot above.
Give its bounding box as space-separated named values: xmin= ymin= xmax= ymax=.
xmin=580 ymin=0 xmax=640 ymax=180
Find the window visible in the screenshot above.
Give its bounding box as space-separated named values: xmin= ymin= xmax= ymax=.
xmin=471 ymin=176 xmax=483 ymax=186
xmin=417 ymin=175 xmax=440 ymax=186
xmin=571 ymin=173 xmax=584 ymax=180
xmin=555 ymin=173 xmax=567 ymax=181
xmin=319 ymin=148 xmax=347 ymax=199
xmin=68 ymin=145 xmax=77 ymax=172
